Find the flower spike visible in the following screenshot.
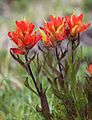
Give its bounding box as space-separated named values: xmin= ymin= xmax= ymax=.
xmin=8 ymin=19 xmax=41 ymax=55
xmin=66 ymin=13 xmax=90 ymax=37
xmin=40 ymin=15 xmax=67 ymax=47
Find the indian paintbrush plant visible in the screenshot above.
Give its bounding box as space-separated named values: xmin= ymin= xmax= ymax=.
xmin=8 ymin=12 xmax=92 ymax=120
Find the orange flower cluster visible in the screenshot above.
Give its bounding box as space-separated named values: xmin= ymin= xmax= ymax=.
xmin=8 ymin=20 xmax=41 ymax=54
xmin=8 ymin=13 xmax=90 ymax=54
xmin=66 ymin=13 xmax=90 ymax=37
xmin=39 ymin=15 xmax=67 ymax=47
xmin=40 ymin=13 xmax=90 ymax=47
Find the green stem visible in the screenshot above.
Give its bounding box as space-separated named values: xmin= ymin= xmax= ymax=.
xmin=72 ymin=40 xmax=74 ymax=64
xmin=55 ymin=46 xmax=64 ymax=87
xmin=25 ymin=53 xmax=40 ymax=95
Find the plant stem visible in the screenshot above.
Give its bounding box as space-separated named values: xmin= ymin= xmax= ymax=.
xmin=25 ymin=53 xmax=40 ymax=95
xmin=25 ymin=53 xmax=51 ymax=120
xmin=55 ymin=46 xmax=64 ymax=87
xmin=55 ymin=47 xmax=63 ymax=78
xmin=72 ymin=40 xmax=74 ymax=64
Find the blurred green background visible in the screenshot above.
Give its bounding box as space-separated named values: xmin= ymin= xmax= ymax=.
xmin=0 ymin=0 xmax=92 ymax=119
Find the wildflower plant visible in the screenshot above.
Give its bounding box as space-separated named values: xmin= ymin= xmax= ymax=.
xmin=8 ymin=13 xmax=91 ymax=120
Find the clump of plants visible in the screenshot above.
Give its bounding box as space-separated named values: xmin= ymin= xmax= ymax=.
xmin=8 ymin=12 xmax=92 ymax=120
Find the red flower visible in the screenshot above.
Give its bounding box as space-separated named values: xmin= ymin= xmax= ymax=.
xmin=87 ymin=64 xmax=92 ymax=75
xmin=8 ymin=20 xmax=41 ymax=55
xmin=66 ymin=13 xmax=90 ymax=37
xmin=39 ymin=15 xmax=67 ymax=47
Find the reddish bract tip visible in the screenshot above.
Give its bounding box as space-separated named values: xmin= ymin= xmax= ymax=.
xmin=10 ymin=48 xmax=26 ymax=55
xmin=87 ymin=64 xmax=92 ymax=75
